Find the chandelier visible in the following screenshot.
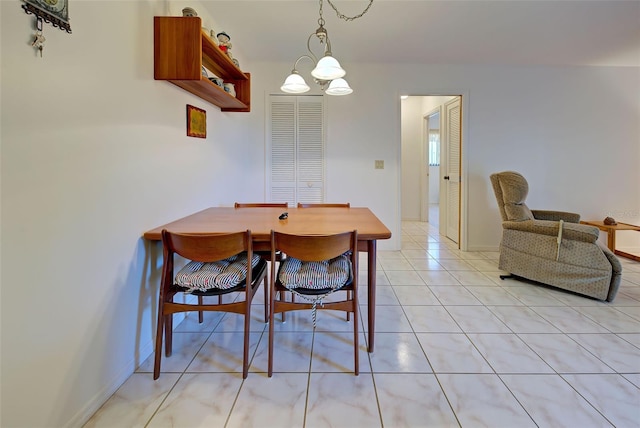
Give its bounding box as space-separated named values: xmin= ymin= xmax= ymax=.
xmin=280 ymin=0 xmax=374 ymax=96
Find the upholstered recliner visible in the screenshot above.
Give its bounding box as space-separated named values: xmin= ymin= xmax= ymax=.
xmin=490 ymin=171 xmax=621 ymax=302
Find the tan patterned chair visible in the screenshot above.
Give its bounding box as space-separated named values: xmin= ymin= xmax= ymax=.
xmin=490 ymin=171 xmax=621 ymax=301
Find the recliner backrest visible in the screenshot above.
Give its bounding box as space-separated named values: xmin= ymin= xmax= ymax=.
xmin=490 ymin=171 xmax=535 ymax=222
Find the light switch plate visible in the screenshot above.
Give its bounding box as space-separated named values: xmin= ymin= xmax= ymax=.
xmin=375 ymin=160 xmax=384 ymax=169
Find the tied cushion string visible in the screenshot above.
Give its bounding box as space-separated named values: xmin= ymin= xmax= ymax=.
xmin=283 ymin=288 xmax=334 ymax=328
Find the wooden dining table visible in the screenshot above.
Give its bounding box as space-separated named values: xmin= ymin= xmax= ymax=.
xmin=143 ymin=206 xmax=392 ymax=352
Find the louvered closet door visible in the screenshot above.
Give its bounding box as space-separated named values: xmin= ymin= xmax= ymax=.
xmin=269 ymin=95 xmax=324 ymax=206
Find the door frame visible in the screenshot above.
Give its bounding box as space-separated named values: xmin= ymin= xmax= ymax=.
xmin=399 ymin=92 xmax=469 ymax=251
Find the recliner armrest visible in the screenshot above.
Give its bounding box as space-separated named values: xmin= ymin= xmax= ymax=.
xmin=531 ymin=210 xmax=581 ymax=223
xmin=502 ymin=220 xmax=599 ymax=243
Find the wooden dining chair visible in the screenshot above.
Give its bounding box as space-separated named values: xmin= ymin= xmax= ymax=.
xmin=154 ymin=229 xmax=267 ymax=379
xmin=295 ymin=203 xmax=354 ymax=320
xmin=268 ymin=230 xmax=359 ymax=376
xmin=234 ymin=202 xmax=288 ymax=321
xmin=296 ymin=202 xmax=350 ymax=208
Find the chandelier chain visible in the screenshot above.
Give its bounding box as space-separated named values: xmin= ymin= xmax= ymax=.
xmin=318 ymin=0 xmax=325 ymax=27
xmin=325 ymin=0 xmax=374 ymax=21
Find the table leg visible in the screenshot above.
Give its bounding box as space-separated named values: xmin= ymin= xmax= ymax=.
xmin=607 ymin=228 xmax=616 ymax=252
xmin=367 ymin=240 xmax=377 ymax=352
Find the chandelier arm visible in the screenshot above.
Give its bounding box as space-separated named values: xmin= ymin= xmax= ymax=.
xmin=325 ymin=0 xmax=374 ymax=21
xmin=293 ymin=54 xmax=317 ymax=71
xmin=306 ymin=33 xmax=321 ymax=62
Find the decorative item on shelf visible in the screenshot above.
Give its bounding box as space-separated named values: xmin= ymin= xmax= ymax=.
xmin=224 ymin=83 xmax=236 ymax=97
xmin=280 ymin=0 xmax=373 ymax=96
xmin=201 ymin=66 xmax=208 ymax=78
xmin=217 ymin=31 xmax=232 ymax=56
xmin=186 ymin=105 xmax=206 ymax=138
xmin=209 ymin=29 xmax=218 ymax=45
xmin=22 ymin=0 xmax=72 ymax=33
xmin=182 ymin=7 xmax=197 ymax=17
xmin=209 ymin=77 xmax=224 ymax=88
xmin=232 ymin=58 xmax=240 ymax=68
xmin=604 ymin=216 xmax=617 ymax=225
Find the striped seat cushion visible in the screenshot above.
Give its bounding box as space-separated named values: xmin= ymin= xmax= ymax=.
xmin=278 ymin=253 xmax=352 ymax=291
xmin=175 ymin=253 xmax=260 ymax=292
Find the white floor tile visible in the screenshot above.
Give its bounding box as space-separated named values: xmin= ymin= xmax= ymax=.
xmin=416 ymin=333 xmax=494 ymax=373
xmin=437 ymin=373 xmax=536 ymax=427
xmin=305 ymin=373 xmax=380 ymax=427
xmin=561 ymin=374 xmax=640 ymax=428
xmin=501 ymin=374 xmax=614 ymax=427
xmin=147 ymin=373 xmax=242 ymax=428
xmin=375 ymin=373 xmax=458 ymax=427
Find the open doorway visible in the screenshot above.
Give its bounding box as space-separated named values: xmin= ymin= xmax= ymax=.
xmin=401 ymin=95 xmax=462 ymax=247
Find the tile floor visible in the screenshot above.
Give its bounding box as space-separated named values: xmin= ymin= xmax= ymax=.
xmin=85 ymin=220 xmax=640 ymax=427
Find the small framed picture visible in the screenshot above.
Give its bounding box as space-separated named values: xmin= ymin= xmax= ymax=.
xmin=22 ymin=0 xmax=71 ymax=33
xmin=186 ymin=105 xmax=206 ymax=138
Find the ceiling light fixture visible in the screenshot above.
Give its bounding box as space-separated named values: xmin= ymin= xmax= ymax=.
xmin=281 ymin=0 xmax=374 ymax=96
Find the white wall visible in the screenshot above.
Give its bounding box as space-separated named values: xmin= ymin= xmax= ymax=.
xmin=400 ymin=97 xmax=423 ymax=220
xmin=2 ymin=1 xmax=639 ymax=427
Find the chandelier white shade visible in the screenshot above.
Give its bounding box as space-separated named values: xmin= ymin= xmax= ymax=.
xmin=311 ymin=55 xmax=346 ymax=81
xmin=281 ymin=72 xmax=311 ymax=94
xmin=325 ymin=78 xmax=353 ymax=95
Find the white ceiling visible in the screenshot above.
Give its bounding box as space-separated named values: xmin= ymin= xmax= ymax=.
xmin=201 ymin=0 xmax=640 ymax=68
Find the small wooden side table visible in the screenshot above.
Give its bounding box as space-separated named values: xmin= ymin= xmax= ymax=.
xmin=580 ymin=220 xmax=640 ymax=261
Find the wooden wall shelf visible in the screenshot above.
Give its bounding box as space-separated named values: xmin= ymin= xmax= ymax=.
xmin=154 ymin=16 xmax=250 ymax=112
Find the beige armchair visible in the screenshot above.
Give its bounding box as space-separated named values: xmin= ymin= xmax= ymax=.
xmin=490 ymin=171 xmax=621 ymax=302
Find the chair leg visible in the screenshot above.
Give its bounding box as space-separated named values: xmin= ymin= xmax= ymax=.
xmin=346 ymin=291 xmax=351 ymax=321
xmin=268 ymin=284 xmax=276 ymax=377
xmin=280 ymin=290 xmax=287 ymax=322
xmin=153 ymin=301 xmax=165 ymax=380
xmin=353 ymin=296 xmax=359 ymax=376
xmin=264 ymin=276 xmax=269 ymax=323
xmin=243 ymin=291 xmax=252 ymax=379
xmin=198 ymin=296 xmax=204 ymax=323
xmin=164 ymin=314 xmax=173 ymax=357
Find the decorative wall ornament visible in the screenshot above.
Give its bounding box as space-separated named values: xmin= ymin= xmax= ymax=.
xmin=186 ymin=105 xmax=207 ymax=138
xmin=22 ymin=0 xmax=71 ymax=33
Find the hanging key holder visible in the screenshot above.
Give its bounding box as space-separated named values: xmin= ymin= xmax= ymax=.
xmin=22 ymin=0 xmax=72 ymax=57
xmin=31 ymin=17 xmax=46 ymax=57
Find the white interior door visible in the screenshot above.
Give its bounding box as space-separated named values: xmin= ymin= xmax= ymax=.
xmin=443 ymin=97 xmax=461 ymax=244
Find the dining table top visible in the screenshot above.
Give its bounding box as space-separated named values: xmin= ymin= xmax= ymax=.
xmin=143 ymin=206 xmax=392 ymax=242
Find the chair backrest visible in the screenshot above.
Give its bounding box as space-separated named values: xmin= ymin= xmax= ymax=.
xmin=162 ymin=229 xmax=251 ymax=263
xmin=235 ymin=202 xmax=288 ymax=208
xmin=297 ymin=203 xmax=350 ymax=208
xmin=271 ymin=230 xmax=358 ymax=263
xmin=489 ymin=171 xmax=534 ymax=222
